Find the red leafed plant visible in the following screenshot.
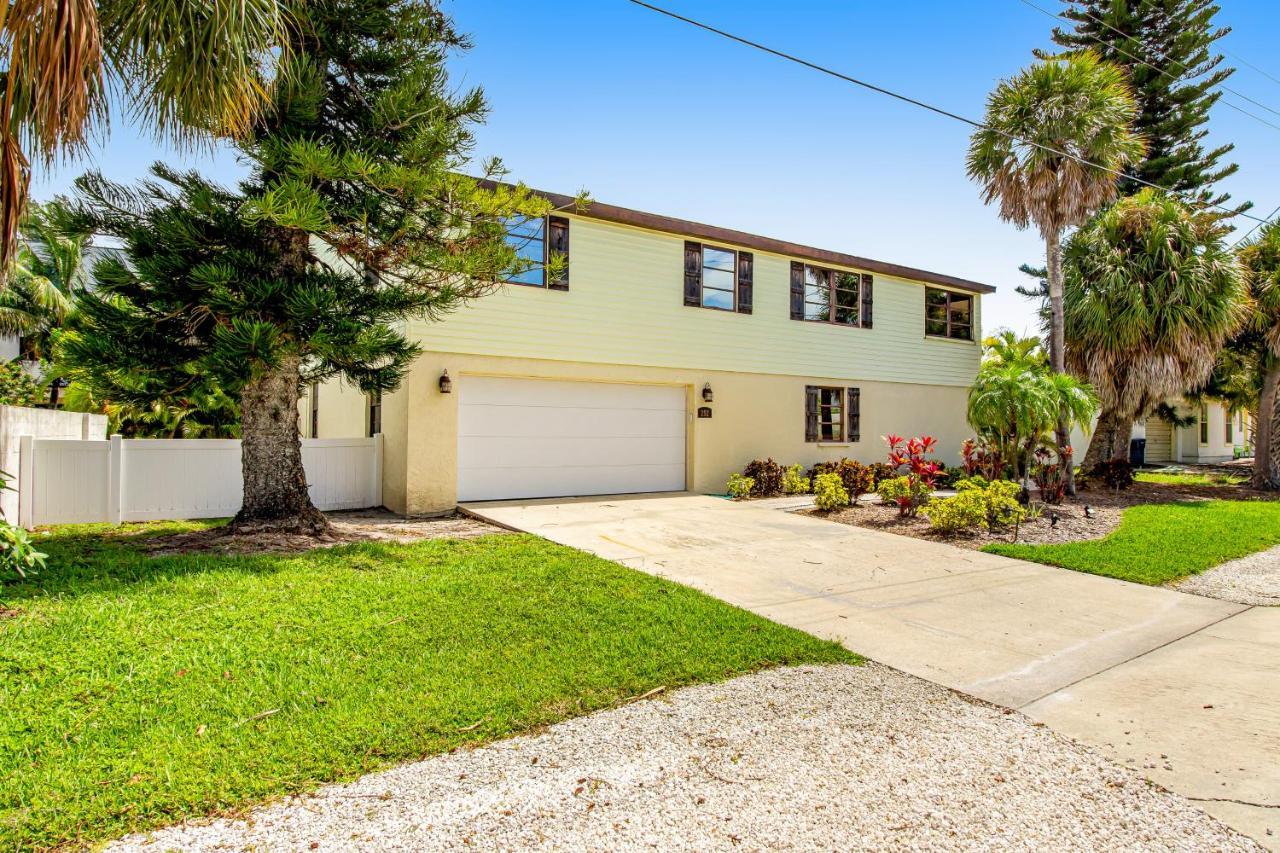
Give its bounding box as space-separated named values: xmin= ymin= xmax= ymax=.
xmin=880 ymin=435 xmax=942 ymax=517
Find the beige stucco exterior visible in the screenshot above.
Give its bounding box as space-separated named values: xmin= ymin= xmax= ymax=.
xmin=1070 ymin=399 xmax=1250 ymax=465
xmin=298 ymin=379 xmax=370 ymax=439
xmin=309 ymin=208 xmax=987 ymax=515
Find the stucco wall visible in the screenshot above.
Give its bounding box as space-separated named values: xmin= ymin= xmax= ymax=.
xmin=298 ymin=380 xmax=369 ymax=439
xmin=384 ymin=352 xmax=973 ymax=516
xmin=0 ymin=405 xmax=107 ymax=522
xmin=402 ymin=214 xmax=982 ymax=388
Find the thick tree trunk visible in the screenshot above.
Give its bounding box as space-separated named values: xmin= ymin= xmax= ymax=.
xmin=1082 ymin=408 xmax=1117 ymax=471
xmin=1253 ymin=360 xmax=1280 ymax=490
xmin=232 ymin=352 xmax=329 ymax=534
xmin=1045 ymin=230 xmax=1076 ymax=495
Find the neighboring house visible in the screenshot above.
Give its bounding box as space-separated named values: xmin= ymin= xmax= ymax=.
xmin=1071 ymin=399 xmax=1250 ymax=466
xmin=308 ymin=189 xmax=993 ymax=515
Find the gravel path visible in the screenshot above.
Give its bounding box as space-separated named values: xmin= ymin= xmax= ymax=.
xmin=109 ymin=665 xmax=1256 ymax=852
xmin=1175 ymin=544 xmax=1280 ymax=606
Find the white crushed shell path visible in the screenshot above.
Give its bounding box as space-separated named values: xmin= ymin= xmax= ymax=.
xmin=1174 ymin=544 xmax=1280 ymax=606
xmin=109 ymin=664 xmax=1258 ymax=852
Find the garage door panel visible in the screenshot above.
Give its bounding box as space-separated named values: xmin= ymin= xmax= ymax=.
xmin=457 ymin=377 xmax=687 ymax=502
xmin=459 ymin=435 xmax=686 ymax=470
xmin=459 ymin=405 xmax=684 ymax=439
xmin=459 ymin=463 xmax=686 ymax=502
xmin=461 ymin=377 xmax=684 ymax=410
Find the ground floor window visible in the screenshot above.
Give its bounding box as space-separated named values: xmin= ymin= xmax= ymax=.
xmin=805 ymin=385 xmax=861 ymax=443
xmin=368 ymin=391 xmax=382 ymax=437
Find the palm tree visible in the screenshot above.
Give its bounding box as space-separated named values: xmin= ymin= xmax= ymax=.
xmin=1064 ymin=190 xmax=1246 ymax=470
xmin=967 ymin=332 xmax=1098 ymax=482
xmin=1235 ymin=222 xmax=1280 ymax=489
xmin=0 ymin=0 xmax=291 ymax=276
xmin=967 ymin=50 xmax=1144 ymax=491
xmin=1 ymin=201 xmax=88 ymax=358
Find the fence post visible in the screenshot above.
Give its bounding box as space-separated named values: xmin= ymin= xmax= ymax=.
xmin=108 ymin=434 xmax=124 ymax=525
xmin=17 ymin=434 xmax=33 ymax=529
xmin=371 ymin=432 xmax=384 ymax=509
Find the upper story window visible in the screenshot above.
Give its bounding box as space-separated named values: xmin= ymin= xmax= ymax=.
xmin=925 ymin=288 xmax=973 ymax=341
xmin=684 ymin=241 xmax=753 ymax=314
xmin=790 ymin=262 xmax=872 ymax=328
xmin=503 ymin=215 xmax=570 ymax=290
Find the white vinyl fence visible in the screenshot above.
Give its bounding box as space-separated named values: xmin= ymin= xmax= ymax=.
xmin=18 ymin=434 xmax=382 ymax=527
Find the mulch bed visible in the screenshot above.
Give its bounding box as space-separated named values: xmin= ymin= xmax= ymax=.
xmin=143 ymin=510 xmax=505 ymax=556
xmin=808 ymin=477 xmax=1278 ymax=551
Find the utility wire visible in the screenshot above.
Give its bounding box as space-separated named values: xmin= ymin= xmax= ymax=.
xmin=624 ymin=0 xmax=1270 ymax=225
xmin=1232 ymin=201 xmax=1280 ymax=246
xmin=1016 ymin=0 xmax=1280 ymax=132
xmin=1226 ymin=50 xmax=1280 ymax=90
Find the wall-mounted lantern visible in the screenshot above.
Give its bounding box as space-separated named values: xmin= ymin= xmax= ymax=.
xmin=439 ymin=369 xmax=453 ymax=394
xmin=701 ymin=383 xmax=713 ymax=403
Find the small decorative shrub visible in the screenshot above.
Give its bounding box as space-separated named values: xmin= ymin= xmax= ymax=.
xmin=809 ymin=458 xmax=875 ymax=503
xmin=1090 ymin=458 xmax=1135 ymax=491
xmin=0 ymin=520 xmax=47 ymax=579
xmin=812 ymin=472 xmax=850 ymax=511
xmin=927 ymin=477 xmax=1026 ymax=532
xmin=924 ymin=489 xmax=989 ymax=533
xmin=743 ymin=458 xmax=785 ymax=497
xmin=0 ymin=361 xmax=44 ymax=408
xmin=1031 ymin=447 xmax=1066 ymax=505
xmin=869 ymin=462 xmax=898 ymax=487
xmin=726 ymin=474 xmax=754 ymax=500
xmin=960 ymin=437 xmax=1004 ymax=480
xmin=782 ymin=464 xmax=811 ymax=495
xmin=877 ymin=476 xmax=932 ymax=518
xmin=880 ymin=435 xmax=942 ymax=516
xmin=933 ymin=463 xmax=964 ymax=490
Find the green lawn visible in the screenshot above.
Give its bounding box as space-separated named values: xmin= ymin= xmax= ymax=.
xmin=1134 ymin=471 xmax=1247 ymax=487
xmin=0 ymin=523 xmax=855 ymax=850
xmin=983 ymin=499 xmax=1280 ymax=585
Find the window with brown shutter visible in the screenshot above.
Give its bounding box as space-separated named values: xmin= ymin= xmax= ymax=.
xmin=684 ymin=242 xmax=743 ymax=312
xmin=547 ymin=216 xmax=570 ymax=290
xmin=792 ymin=263 xmax=868 ymax=328
xmin=847 ymin=387 xmax=861 ymax=442
xmin=805 ymin=385 xmax=845 ymax=443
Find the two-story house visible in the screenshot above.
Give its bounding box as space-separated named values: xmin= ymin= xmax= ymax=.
xmin=305 ymin=189 xmax=993 ymax=515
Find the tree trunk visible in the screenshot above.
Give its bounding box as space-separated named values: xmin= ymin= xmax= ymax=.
xmin=1082 ymin=408 xmax=1117 ymax=471
xmin=232 ymin=351 xmax=330 ymax=534
xmin=1045 ymin=230 xmax=1076 ymax=495
xmin=1253 ymin=359 xmax=1280 ymax=490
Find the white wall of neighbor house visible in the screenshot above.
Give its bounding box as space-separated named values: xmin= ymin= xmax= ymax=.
xmin=297 ymin=379 xmax=371 ymax=439
xmin=1074 ymin=399 xmax=1250 ymax=465
xmin=0 ymin=405 xmax=107 ymax=522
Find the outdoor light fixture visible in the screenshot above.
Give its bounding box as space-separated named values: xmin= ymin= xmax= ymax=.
xmin=702 ymin=383 xmax=713 ymax=403
xmin=438 ymin=370 xmax=452 ymax=394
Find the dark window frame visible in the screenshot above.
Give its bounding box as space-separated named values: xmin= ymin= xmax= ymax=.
xmin=924 ymin=287 xmax=974 ymax=341
xmin=697 ymin=243 xmax=738 ymax=312
xmin=1200 ymin=404 xmax=1210 ymax=444
xmin=798 ymin=264 xmax=861 ymax=327
xmin=368 ymin=391 xmax=382 ymax=438
xmin=503 ymin=215 xmax=548 ymax=288
xmin=805 ymin=385 xmax=849 ymax=443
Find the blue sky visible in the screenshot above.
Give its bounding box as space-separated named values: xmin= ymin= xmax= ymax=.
xmin=31 ymin=0 xmax=1280 ymax=335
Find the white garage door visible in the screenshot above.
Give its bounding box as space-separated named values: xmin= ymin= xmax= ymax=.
xmin=458 ymin=377 xmax=687 ymax=502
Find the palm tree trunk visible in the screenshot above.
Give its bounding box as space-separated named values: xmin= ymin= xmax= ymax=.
xmin=1045 ymin=230 xmax=1077 ymax=495
xmin=1082 ymin=408 xmax=1117 ymax=470
xmin=232 ymin=351 xmax=329 ymax=534
xmin=1253 ymin=359 xmax=1280 ymax=490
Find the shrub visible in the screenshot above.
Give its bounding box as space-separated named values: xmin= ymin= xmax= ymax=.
xmin=869 ymin=462 xmax=898 ymax=487
xmin=0 ymin=361 xmax=44 ymax=408
xmin=782 ymin=464 xmax=811 ymax=495
xmin=0 ymin=519 xmax=47 ymax=579
xmin=811 ymin=458 xmax=875 ymax=502
xmin=928 ymin=477 xmax=1027 ymax=532
xmin=961 ymin=437 xmax=1004 ymax=480
xmin=726 ymin=474 xmax=754 ymax=500
xmin=933 ymin=463 xmax=965 ymax=489
xmin=1032 ymin=447 xmax=1066 ymax=504
xmin=877 ymin=475 xmax=932 ymax=518
xmin=880 ymin=435 xmax=942 ymax=516
xmin=1090 ymin=458 xmax=1135 ymax=491
xmin=743 ymin=458 xmax=784 ymax=497
xmin=812 ymin=472 xmax=850 ymax=511
xmin=924 ymin=489 xmax=990 ymax=532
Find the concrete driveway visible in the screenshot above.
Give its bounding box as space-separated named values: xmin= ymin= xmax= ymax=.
xmin=464 ymin=493 xmax=1279 ymax=847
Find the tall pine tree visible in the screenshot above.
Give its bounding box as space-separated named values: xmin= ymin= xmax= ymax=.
xmin=1044 ymin=0 xmax=1243 ymax=212
xmin=58 ymin=1 xmax=570 ymax=534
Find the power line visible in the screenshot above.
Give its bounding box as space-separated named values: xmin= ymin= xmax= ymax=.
xmin=1016 ymin=0 xmax=1280 ymax=133
xmin=624 ymin=0 xmax=1270 ymax=225
xmin=1226 ymin=50 xmax=1280 ymax=91
xmin=1232 ymin=201 xmax=1280 ymax=246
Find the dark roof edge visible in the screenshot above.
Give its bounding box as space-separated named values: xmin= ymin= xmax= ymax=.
xmin=515 ymin=185 xmax=995 ymax=295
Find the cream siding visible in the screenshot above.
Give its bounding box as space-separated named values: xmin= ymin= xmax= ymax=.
xmin=405 ymin=215 xmax=981 ymax=386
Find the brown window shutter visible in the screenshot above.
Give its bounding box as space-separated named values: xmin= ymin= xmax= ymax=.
xmin=860 ymin=274 xmax=873 ymax=328
xmin=684 ymin=241 xmax=702 ymax=306
xmin=737 ymin=251 xmax=753 ymax=314
xmin=847 ymin=387 xmax=861 ymax=442
xmin=805 ymin=385 xmax=819 ymax=442
xmin=548 ymin=216 xmax=570 ymax=290
xmin=790 ymin=261 xmax=804 ymax=320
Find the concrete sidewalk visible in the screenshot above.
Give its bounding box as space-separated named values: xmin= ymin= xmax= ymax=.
xmin=465 ymin=493 xmax=1279 ymax=847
